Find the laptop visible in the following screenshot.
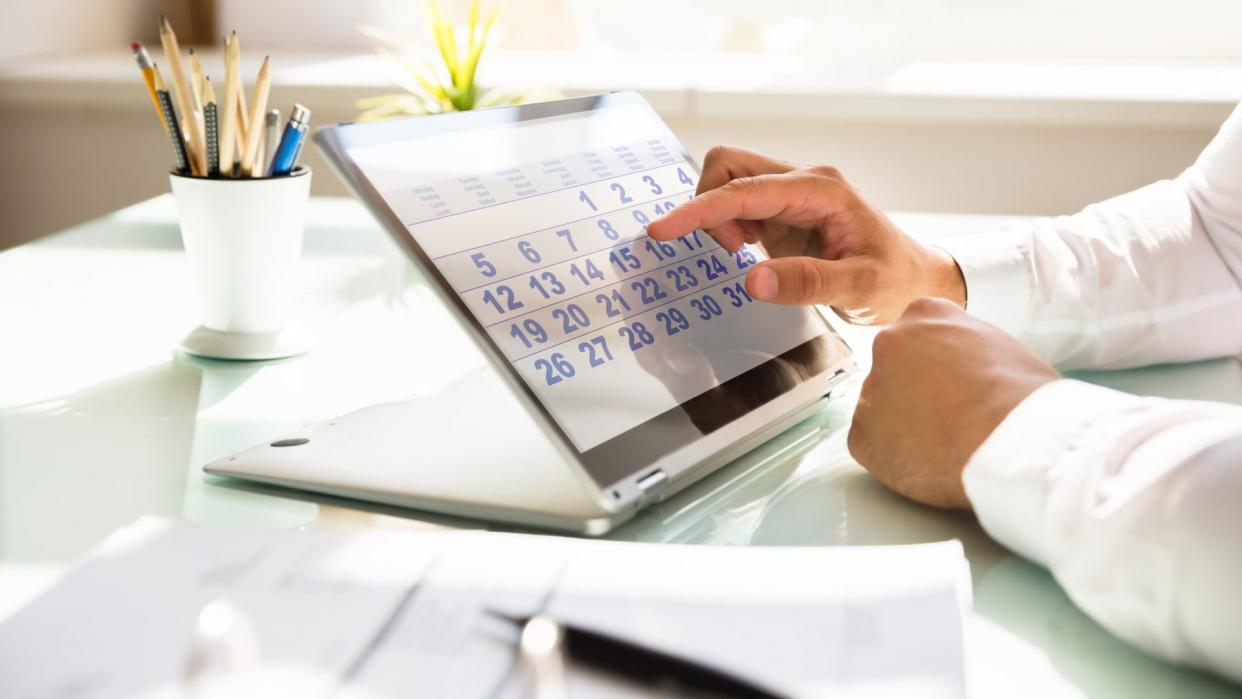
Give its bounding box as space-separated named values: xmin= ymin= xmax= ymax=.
xmin=205 ymin=92 xmax=855 ymax=535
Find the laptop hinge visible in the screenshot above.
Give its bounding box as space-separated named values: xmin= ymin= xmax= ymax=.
xmin=823 ymin=367 xmax=850 ymax=399
xmin=635 ymin=469 xmax=669 ymax=508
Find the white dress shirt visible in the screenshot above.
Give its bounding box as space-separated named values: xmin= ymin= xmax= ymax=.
xmin=936 ymin=103 xmax=1242 ymax=684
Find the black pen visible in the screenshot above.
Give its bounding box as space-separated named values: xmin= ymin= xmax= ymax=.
xmin=489 ymin=611 xmax=787 ymax=698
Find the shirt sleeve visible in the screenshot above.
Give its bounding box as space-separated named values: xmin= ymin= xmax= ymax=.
xmin=963 ymin=378 xmax=1242 ymax=684
xmin=936 ymin=103 xmax=1242 ymax=371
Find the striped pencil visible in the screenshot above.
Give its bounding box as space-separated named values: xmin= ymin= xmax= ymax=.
xmin=203 ymin=77 xmax=220 ymax=176
xmin=152 ymin=65 xmax=190 ymax=174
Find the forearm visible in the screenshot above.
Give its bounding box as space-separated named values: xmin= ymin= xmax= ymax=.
xmin=937 ymin=180 xmax=1242 ymax=369
xmin=963 ymin=380 xmax=1242 ymax=682
xmin=935 ymin=102 xmax=1242 ymax=370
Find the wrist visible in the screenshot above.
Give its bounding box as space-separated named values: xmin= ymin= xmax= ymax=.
xmin=922 ymin=245 xmax=968 ymax=308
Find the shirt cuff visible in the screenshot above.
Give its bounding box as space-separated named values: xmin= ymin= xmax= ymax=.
xmin=960 ymin=379 xmax=1141 ymax=566
xmin=934 ymin=228 xmax=1033 ymax=338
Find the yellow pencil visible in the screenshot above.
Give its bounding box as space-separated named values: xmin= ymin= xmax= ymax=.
xmin=159 ymin=16 xmax=203 ymax=175
xmin=130 ymin=42 xmax=166 ymax=133
xmin=240 ymin=56 xmax=272 ymax=176
xmin=220 ymin=32 xmax=239 ymax=177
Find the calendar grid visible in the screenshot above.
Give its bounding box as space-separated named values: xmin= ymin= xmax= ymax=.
xmin=508 ymin=274 xmax=741 ymax=363
xmin=437 ymin=184 xmax=694 ymax=269
xmin=482 ymin=247 xmax=722 ymax=331
xmin=456 ymin=231 xmax=645 ymax=294
xmin=365 ymin=125 xmax=807 ymax=452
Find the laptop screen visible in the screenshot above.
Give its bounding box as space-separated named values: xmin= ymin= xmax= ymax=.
xmin=322 ymin=93 xmax=852 ymax=486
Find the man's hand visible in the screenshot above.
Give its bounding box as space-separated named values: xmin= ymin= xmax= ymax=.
xmin=646 ymin=145 xmax=966 ymax=324
xmin=849 ymin=298 xmax=1060 ymax=509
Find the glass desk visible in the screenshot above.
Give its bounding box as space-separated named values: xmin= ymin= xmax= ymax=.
xmin=1 ymin=197 xmax=1239 ymax=698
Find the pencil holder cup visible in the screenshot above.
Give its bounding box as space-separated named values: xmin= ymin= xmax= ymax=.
xmin=171 ymin=167 xmax=311 ymax=360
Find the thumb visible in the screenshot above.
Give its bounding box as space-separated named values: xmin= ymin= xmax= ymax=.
xmin=745 ymin=257 xmax=869 ymax=306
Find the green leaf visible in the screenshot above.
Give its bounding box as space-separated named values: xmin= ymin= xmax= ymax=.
xmin=358 ymin=0 xmax=562 ymax=120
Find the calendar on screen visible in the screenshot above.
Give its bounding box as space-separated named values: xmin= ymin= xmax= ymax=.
xmin=346 ymin=100 xmax=824 ymax=451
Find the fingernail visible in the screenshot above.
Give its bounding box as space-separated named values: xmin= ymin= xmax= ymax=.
xmin=750 ymin=266 xmax=778 ymax=301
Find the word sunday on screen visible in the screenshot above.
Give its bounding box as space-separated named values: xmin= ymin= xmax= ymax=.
xmin=376 ymin=138 xmax=785 ymax=451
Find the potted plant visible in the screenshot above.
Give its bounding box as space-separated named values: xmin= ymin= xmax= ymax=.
xmin=357 ymin=0 xmax=561 ymax=120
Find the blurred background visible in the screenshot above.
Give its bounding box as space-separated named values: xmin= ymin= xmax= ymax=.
xmin=3 ymin=0 xmax=1242 ymax=249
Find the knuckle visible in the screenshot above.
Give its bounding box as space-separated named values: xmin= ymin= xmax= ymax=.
xmin=703 ymin=144 xmax=737 ymax=165
xmin=808 ymin=164 xmax=844 ymax=180
xmin=797 ymin=259 xmax=826 ymax=301
xmin=720 ymin=174 xmax=761 ymax=196
xmin=907 ymin=295 xmax=950 ymax=316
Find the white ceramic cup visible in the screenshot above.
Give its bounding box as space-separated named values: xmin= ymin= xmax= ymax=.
xmin=170 ymin=167 xmax=311 ymax=359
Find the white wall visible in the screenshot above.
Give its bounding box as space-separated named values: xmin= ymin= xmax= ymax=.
xmin=0 ymin=0 xmax=163 ymax=60
xmin=0 ymin=90 xmax=1219 ymax=252
xmin=0 ymin=0 xmax=1231 ymax=249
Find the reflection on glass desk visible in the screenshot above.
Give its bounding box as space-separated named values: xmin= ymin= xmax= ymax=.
xmin=1 ymin=197 xmax=1239 ymax=698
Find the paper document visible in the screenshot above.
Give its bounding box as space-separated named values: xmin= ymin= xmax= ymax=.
xmin=0 ymin=518 xmax=971 ymax=698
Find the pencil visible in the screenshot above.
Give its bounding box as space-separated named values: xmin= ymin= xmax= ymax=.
xmin=220 ymin=32 xmax=239 ymax=177
xmin=235 ymin=97 xmax=249 ymax=169
xmin=159 ymin=16 xmax=203 ymax=175
xmin=253 ymin=127 xmax=265 ymax=178
xmin=152 ymin=65 xmax=190 ymax=174
xmin=203 ymin=77 xmax=220 ymax=176
xmin=263 ymin=108 xmax=281 ymax=176
xmin=188 ymin=48 xmax=207 ymax=114
xmin=187 ymin=48 xmax=209 ymax=175
xmin=130 ymin=42 xmax=166 ymax=133
xmin=240 ymin=55 xmax=271 ymax=177
xmin=231 ymin=33 xmax=250 ymax=169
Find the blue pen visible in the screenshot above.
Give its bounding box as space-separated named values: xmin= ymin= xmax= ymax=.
xmin=267 ymin=103 xmax=311 ymax=176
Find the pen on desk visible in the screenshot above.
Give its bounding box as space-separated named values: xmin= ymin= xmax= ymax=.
xmin=263 ymin=109 xmax=280 ymax=176
xmin=268 ymin=104 xmax=310 ymax=176
xmin=159 ymin=16 xmax=203 ymax=175
xmin=203 ymin=77 xmax=220 ymax=176
xmin=152 ymin=65 xmax=190 ymax=174
xmin=240 ymin=56 xmax=272 ymax=177
xmin=130 ymin=42 xmax=166 ymax=133
xmin=490 ymin=611 xmax=787 ymax=699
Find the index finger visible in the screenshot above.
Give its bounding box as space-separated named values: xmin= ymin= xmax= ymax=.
xmin=646 ymin=172 xmax=847 ymax=250
xmin=696 ymin=145 xmax=796 ymax=195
